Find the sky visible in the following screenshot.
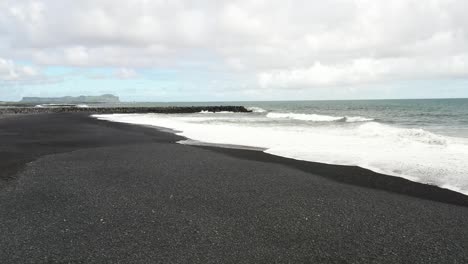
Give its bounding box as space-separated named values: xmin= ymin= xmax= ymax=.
xmin=1 ymin=0 xmax=468 ymax=102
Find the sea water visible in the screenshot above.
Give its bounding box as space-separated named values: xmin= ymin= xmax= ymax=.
xmin=94 ymin=99 xmax=468 ymax=195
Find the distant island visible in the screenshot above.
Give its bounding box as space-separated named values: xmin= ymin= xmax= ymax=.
xmin=20 ymin=94 xmax=120 ymax=104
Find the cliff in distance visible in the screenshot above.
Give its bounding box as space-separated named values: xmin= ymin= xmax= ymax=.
xmin=20 ymin=94 xmax=120 ymax=103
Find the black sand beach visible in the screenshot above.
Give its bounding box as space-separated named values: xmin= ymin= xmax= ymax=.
xmin=1 ymin=113 xmax=468 ymax=263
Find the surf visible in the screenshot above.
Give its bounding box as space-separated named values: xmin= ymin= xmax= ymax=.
xmin=94 ymin=111 xmax=468 ymax=195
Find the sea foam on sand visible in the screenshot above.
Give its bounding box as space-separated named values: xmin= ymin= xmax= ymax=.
xmin=94 ymin=113 xmax=468 ymax=195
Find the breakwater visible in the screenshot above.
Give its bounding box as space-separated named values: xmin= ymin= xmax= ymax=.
xmin=0 ymin=106 xmax=251 ymax=115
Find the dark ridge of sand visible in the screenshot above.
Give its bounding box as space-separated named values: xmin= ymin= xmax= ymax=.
xmin=199 ymin=146 xmax=468 ymax=207
xmin=1 ymin=113 xmax=468 ymax=263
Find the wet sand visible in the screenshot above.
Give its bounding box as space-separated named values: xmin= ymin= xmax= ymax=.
xmin=1 ymin=113 xmax=467 ymax=263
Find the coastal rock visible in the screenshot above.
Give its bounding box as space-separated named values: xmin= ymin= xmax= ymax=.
xmin=0 ymin=106 xmax=251 ymax=115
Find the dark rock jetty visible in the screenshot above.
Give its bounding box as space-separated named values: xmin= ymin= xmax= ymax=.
xmin=0 ymin=106 xmax=251 ymax=115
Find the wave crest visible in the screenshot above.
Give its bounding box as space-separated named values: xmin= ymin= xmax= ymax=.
xmin=94 ymin=113 xmax=468 ymax=195
xmin=358 ymin=122 xmax=447 ymax=145
xmin=266 ymin=112 xmax=374 ymax=123
xmin=247 ymin=106 xmax=267 ymax=113
xmin=199 ymin=110 xmax=234 ymax=114
xmin=344 ymin=116 xmax=374 ymax=122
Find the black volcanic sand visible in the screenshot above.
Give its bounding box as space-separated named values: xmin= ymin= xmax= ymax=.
xmin=1 ymin=113 xmax=468 ymax=263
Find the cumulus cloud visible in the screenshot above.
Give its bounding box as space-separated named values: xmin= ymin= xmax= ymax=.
xmin=1 ymin=0 xmax=468 ymax=90
xmin=0 ymin=57 xmax=63 ymax=86
xmin=259 ymin=55 xmax=468 ymax=88
xmin=0 ymin=57 xmax=40 ymax=81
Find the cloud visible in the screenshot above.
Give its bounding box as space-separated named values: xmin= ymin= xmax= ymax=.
xmin=0 ymin=57 xmax=40 ymax=81
xmin=85 ymin=67 xmax=139 ymax=80
xmin=259 ymin=55 xmax=468 ymax=88
xmin=1 ymin=0 xmax=468 ymax=91
xmin=115 ymin=68 xmax=138 ymax=79
xmin=0 ymin=57 xmax=65 ymax=86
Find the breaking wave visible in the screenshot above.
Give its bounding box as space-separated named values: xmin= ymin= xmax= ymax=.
xmin=94 ymin=113 xmax=468 ymax=195
xmin=267 ymin=112 xmax=374 ymax=122
xmin=199 ymin=110 xmax=234 ymax=114
xmin=35 ymin=103 xmax=89 ymax=108
xmin=247 ymin=106 xmax=267 ymax=113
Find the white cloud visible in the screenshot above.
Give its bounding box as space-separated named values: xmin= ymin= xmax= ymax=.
xmin=0 ymin=57 xmax=63 ymax=87
xmin=115 ymin=68 xmax=138 ymax=79
xmin=259 ymin=55 xmax=468 ymax=88
xmin=64 ymin=46 xmax=90 ymax=66
xmin=0 ymin=57 xmax=40 ymax=81
xmin=1 ymin=0 xmax=468 ymax=91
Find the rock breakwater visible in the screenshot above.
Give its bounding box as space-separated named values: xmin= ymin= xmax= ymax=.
xmin=0 ymin=106 xmax=251 ymax=115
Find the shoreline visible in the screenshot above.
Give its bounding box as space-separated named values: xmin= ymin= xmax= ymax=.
xmin=165 ymin=134 xmax=468 ymax=207
xmin=200 ymin=145 xmax=468 ymax=207
xmin=95 ymin=114 xmax=468 ymax=206
xmin=3 ymin=112 xmax=468 ymax=206
xmin=1 ymin=113 xmax=468 ymax=262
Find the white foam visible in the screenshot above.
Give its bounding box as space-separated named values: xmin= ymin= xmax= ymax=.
xmin=34 ymin=103 xmax=89 ymax=108
xmin=94 ymin=114 xmax=468 ymax=195
xmin=247 ymin=106 xmax=267 ymax=113
xmin=199 ymin=110 xmax=234 ymax=114
xmin=266 ymin=112 xmax=374 ymax=122
xmin=267 ymin=112 xmax=344 ymax=122
xmin=345 ymin=116 xmax=375 ymax=122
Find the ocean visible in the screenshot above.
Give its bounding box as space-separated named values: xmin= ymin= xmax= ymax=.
xmin=95 ymin=98 xmax=468 ymax=195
